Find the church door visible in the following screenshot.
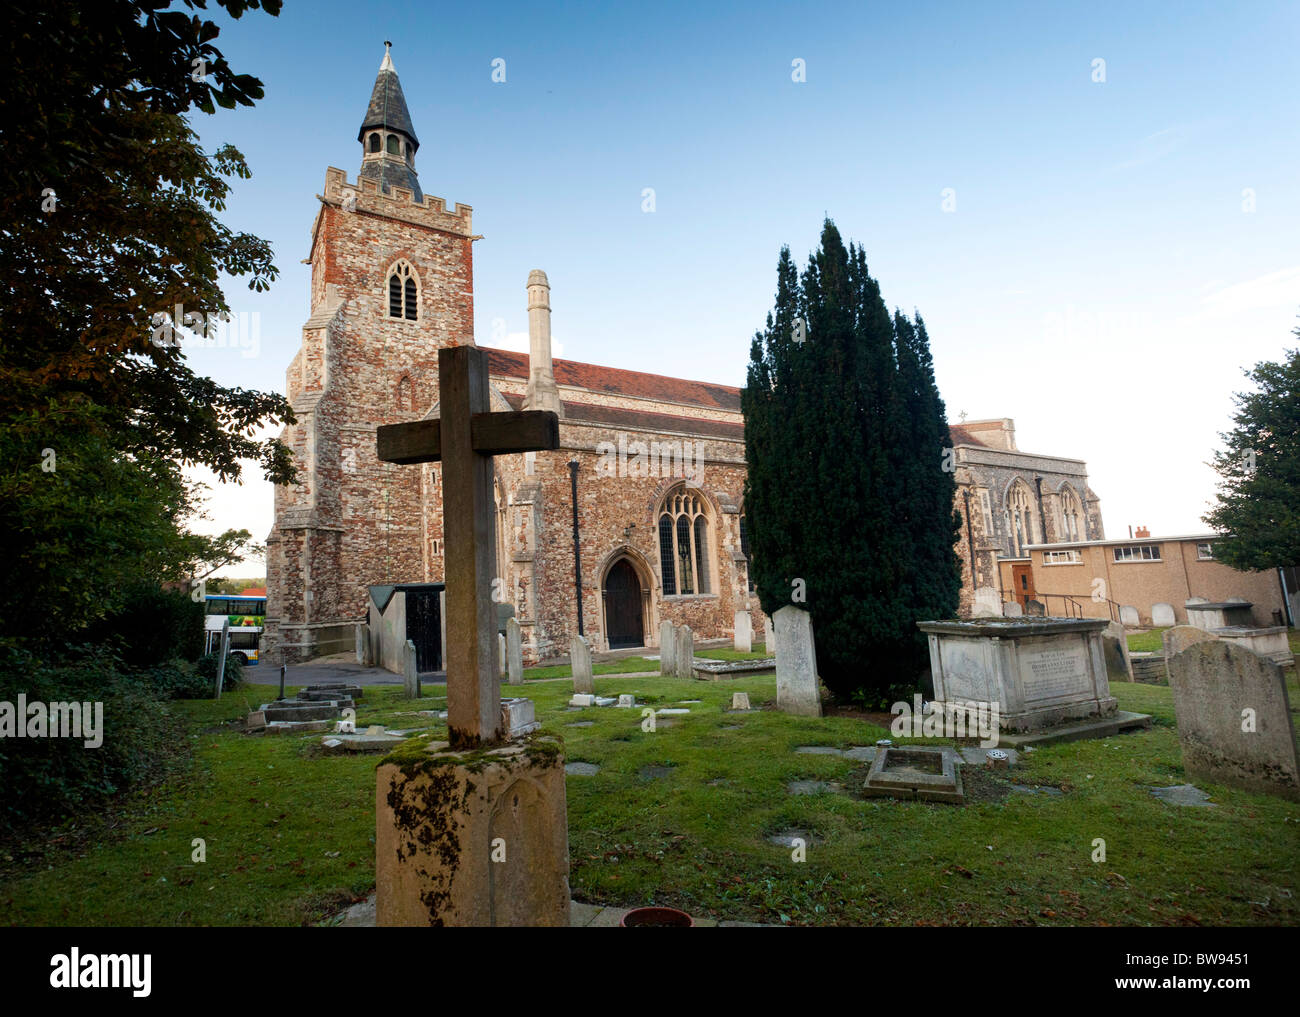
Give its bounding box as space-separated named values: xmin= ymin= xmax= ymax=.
xmin=604 ymin=559 xmax=644 ymax=649
xmin=406 ymin=588 xmax=443 ymax=672
xmin=1011 ymin=564 xmax=1035 ymax=609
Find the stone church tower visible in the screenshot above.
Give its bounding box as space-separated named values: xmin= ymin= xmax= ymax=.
xmin=264 ymin=47 xmax=474 ymax=664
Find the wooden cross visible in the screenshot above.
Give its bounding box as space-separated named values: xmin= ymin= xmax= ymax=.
xmin=377 ymin=345 xmax=559 ymax=747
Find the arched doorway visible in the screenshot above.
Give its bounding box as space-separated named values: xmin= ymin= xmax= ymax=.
xmin=604 ymin=558 xmax=644 ymax=649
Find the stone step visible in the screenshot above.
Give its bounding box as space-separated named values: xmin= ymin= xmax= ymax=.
xmin=263 ymin=700 xmax=350 ymax=723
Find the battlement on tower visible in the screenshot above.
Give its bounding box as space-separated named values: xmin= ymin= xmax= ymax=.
xmin=322 ymin=167 xmax=474 ymax=237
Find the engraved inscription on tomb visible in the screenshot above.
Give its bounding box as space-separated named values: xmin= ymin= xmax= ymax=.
xmin=1020 ymin=645 xmax=1090 ymax=702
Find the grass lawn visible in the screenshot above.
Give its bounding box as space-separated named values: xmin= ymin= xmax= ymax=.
xmin=2 ymin=673 xmax=1297 ymax=926
xmin=697 ymin=644 xmax=771 ymax=661
xmin=521 ymin=656 xmax=660 ymax=680
xmin=1126 ymin=628 xmax=1170 ymax=654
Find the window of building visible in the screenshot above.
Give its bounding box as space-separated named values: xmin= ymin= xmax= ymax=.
xmin=368 ymin=133 xmax=380 ymax=153
xmin=1058 ymin=485 xmax=1084 ymax=542
xmin=386 ymin=134 xmax=400 ymax=155
xmin=1007 ymin=480 xmax=1038 ymax=557
xmin=1197 ymin=542 xmax=1215 ymax=560
xmin=1043 ymin=549 xmax=1082 ymax=564
xmin=1113 ymin=544 xmax=1161 ymax=562
xmin=386 ymin=260 xmax=418 ymax=320
xmin=979 ymin=490 xmax=993 ymax=534
xmin=658 ymin=487 xmax=711 ymax=596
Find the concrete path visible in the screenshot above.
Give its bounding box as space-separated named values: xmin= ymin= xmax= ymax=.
xmin=259 ymin=652 xmax=442 ymax=688
xmin=328 ymin=893 xmax=774 ymax=927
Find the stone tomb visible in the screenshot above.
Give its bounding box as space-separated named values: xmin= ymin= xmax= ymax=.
xmin=1187 ymin=601 xmax=1254 ymax=631
xmin=1167 ymin=641 xmax=1300 ymax=802
xmin=862 ymin=746 xmax=964 ymax=804
xmin=917 ymin=618 xmax=1149 ymax=746
xmin=1212 ymin=625 xmax=1293 ymax=668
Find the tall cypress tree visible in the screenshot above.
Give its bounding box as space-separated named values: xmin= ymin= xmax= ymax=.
xmin=743 ymin=221 xmax=961 ymax=705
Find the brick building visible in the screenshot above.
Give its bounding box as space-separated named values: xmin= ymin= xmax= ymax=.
xmin=263 ymin=50 xmax=1104 ymax=666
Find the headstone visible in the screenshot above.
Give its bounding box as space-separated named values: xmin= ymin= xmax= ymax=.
xmin=674 ymin=624 xmax=694 ymax=679
xmin=616 ymin=694 xmax=635 ymax=708
xmin=374 ymin=344 xmax=568 ymax=926
xmin=1163 ymin=625 xmax=1218 ymax=670
xmin=1151 ymin=602 xmax=1176 ymax=627
xmin=731 ymin=692 xmax=750 ymax=711
xmin=506 ymin=616 xmax=524 ymax=686
xmin=355 ymin=622 xmax=368 ymax=665
xmin=971 ymin=587 xmax=1002 ymax=618
xmin=1167 ymin=641 xmax=1300 ymax=801
xmin=763 ymin=616 xmax=776 ymax=655
xmin=1101 ymin=620 xmax=1134 ymax=683
xmin=403 ymin=638 xmax=420 ymax=699
xmin=501 ymin=697 xmax=540 ymax=737
xmin=1003 ymin=601 xmax=1023 ymax=618
xmin=774 ymin=605 xmax=821 ymax=716
xmin=733 ymin=610 xmax=752 ymax=653
xmin=571 ymin=634 xmax=594 ymax=694
xmin=659 ymin=620 xmax=676 ymax=676
xmin=1119 ymin=604 xmax=1139 ymax=627
xmin=499 ymin=633 xmax=507 ymax=678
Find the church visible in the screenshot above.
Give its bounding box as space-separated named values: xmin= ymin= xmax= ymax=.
xmin=262 ymin=50 xmax=1105 ymax=668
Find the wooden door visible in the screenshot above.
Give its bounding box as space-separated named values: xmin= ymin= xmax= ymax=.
xmin=604 ymin=560 xmax=644 ymax=649
xmin=406 ymin=589 xmax=443 ymax=671
xmin=1011 ymin=564 xmax=1035 ymax=608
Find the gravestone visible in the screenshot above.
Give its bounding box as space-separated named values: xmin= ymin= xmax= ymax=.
xmin=571 ymin=633 xmax=594 ymax=694
xmin=374 ymin=344 xmax=568 ymax=926
xmin=1003 ymin=601 xmax=1023 ymax=618
xmin=1151 ymin=602 xmax=1176 ymax=627
xmin=674 ymin=624 xmax=694 ymax=679
xmin=498 ymin=633 xmax=507 ymax=678
xmin=506 ymin=616 xmax=523 ymax=686
xmin=1119 ymin=604 xmax=1139 ymax=627
xmin=1100 ymin=620 xmax=1133 ymax=683
xmin=1163 ymin=625 xmax=1218 ymax=671
xmin=731 ymin=692 xmax=750 ymax=711
xmin=971 ymin=587 xmax=1002 ymax=618
xmin=734 ymin=610 xmax=753 ymax=652
xmin=774 ymin=605 xmax=821 ymax=717
xmin=403 ymin=638 xmax=420 ymax=699
xmin=355 ymin=622 xmax=368 ymax=665
xmin=659 ymin=620 xmax=676 ymax=676
xmin=763 ymin=616 xmax=776 ymax=655
xmin=1167 ymin=641 xmax=1300 ymax=802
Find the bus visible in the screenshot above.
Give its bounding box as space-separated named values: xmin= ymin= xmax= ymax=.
xmin=203 ymin=593 xmax=266 ymax=666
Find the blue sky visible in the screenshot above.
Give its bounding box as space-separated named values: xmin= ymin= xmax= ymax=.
xmin=180 ymin=1 xmax=1300 ymax=572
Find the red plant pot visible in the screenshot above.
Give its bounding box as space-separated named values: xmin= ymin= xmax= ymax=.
xmin=619 ymin=906 xmax=694 ymax=927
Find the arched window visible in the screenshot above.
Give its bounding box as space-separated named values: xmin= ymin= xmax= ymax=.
xmin=368 ymin=133 xmax=380 ymax=153
xmin=1007 ymin=479 xmax=1038 ymax=557
xmin=1058 ymin=485 xmax=1084 ymax=542
xmin=387 ymin=134 xmax=400 ymax=155
xmin=396 ymin=375 xmax=414 ymax=411
xmin=386 ymin=260 xmax=418 ymax=320
xmin=658 ymin=487 xmax=711 ymax=595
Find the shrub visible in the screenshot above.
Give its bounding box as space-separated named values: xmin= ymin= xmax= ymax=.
xmin=0 ymin=645 xmax=185 ymax=828
xmin=85 ymin=581 xmax=205 ymax=667
xmin=195 ymin=651 xmax=244 ymax=692
xmin=143 ymin=659 xmax=210 ymax=700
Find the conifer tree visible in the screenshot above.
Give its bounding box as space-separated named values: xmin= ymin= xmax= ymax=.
xmin=743 ymin=221 xmax=961 ymax=704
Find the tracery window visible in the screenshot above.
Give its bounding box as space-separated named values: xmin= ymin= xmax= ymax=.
xmin=386 ymin=260 xmax=418 ymax=320
xmin=658 ymin=487 xmax=711 ymax=596
xmin=1058 ymin=485 xmax=1084 ymax=542
xmin=1007 ymin=480 xmax=1038 ymax=557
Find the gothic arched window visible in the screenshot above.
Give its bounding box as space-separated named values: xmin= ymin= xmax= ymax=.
xmin=386 ymin=260 xmax=418 ymax=320
xmin=1058 ymin=485 xmax=1084 ymax=542
xmin=387 ymin=134 xmax=401 ymax=155
xmin=1007 ymin=479 xmax=1038 ymax=557
xmin=658 ymin=487 xmax=711 ymax=595
xmin=368 ymin=133 xmax=380 ymax=153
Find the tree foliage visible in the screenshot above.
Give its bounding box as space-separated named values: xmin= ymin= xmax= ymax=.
xmin=742 ymin=221 xmax=961 ymax=704
xmin=1203 ymin=328 xmax=1300 ymax=570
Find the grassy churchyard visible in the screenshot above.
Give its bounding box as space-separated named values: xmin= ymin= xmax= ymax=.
xmin=2 ymin=634 xmax=1297 ymax=928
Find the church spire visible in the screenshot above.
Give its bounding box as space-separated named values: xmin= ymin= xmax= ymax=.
xmin=357 ymin=42 xmax=423 ymax=202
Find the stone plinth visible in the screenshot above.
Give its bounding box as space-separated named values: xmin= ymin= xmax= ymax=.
xmin=1212 ymin=625 xmax=1294 ymax=668
xmin=1187 ymin=602 xmax=1254 ymax=631
xmin=917 ymin=618 xmax=1118 ymax=735
xmin=375 ymin=736 xmax=571 ymax=926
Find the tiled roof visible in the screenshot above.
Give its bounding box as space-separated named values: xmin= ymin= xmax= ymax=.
xmin=948 ymin=425 xmax=988 ymax=447
xmin=485 ymin=348 xmax=741 ymax=411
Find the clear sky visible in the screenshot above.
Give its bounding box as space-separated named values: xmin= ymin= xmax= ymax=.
xmin=179 ymin=0 xmax=1300 ymax=574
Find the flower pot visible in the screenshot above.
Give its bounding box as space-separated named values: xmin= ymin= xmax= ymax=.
xmin=619 ymin=906 xmax=694 ymax=927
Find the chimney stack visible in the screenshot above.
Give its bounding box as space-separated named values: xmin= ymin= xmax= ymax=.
xmin=524 ymin=269 xmax=562 ymax=416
